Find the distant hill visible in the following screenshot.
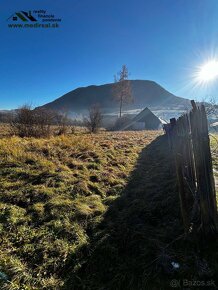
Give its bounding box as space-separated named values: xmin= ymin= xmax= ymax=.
xmin=0 ymin=110 xmax=16 ymax=123
xmin=37 ymin=80 xmax=190 ymax=114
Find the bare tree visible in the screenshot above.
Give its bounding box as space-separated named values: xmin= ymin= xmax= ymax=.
xmin=204 ymin=97 xmax=217 ymax=119
xmin=34 ymin=108 xmax=55 ymax=137
xmin=113 ymin=65 xmax=133 ymax=117
xmin=84 ymin=104 xmax=102 ymax=133
xmin=10 ymin=105 xmax=54 ymax=137
xmin=54 ymin=111 xmax=70 ymax=135
xmin=10 ymin=105 xmax=35 ymax=137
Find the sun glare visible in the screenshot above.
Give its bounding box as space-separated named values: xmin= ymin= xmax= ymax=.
xmin=197 ymin=60 xmax=218 ymax=83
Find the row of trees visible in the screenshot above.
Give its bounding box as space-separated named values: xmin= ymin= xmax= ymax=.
xmin=7 ymin=103 xmax=130 ymax=138
xmin=10 ymin=105 xmax=71 ymax=137
xmin=0 ymin=104 xmax=104 ymax=138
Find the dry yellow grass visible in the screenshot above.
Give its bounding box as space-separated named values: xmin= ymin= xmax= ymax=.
xmin=0 ymin=130 xmax=160 ymax=289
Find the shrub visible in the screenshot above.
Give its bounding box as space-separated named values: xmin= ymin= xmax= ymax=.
xmin=10 ymin=105 xmax=54 ymax=138
xmin=84 ymin=105 xmax=102 ymax=133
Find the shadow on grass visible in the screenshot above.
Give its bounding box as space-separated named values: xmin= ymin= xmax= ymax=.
xmin=63 ymin=135 xmax=218 ymax=290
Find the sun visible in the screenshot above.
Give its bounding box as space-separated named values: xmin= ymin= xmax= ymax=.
xmin=197 ymin=60 xmax=218 ymax=82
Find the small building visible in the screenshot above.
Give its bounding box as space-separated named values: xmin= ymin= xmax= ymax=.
xmin=120 ymin=107 xmax=165 ymax=130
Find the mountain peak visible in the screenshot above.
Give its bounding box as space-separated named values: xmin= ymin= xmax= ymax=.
xmin=38 ymin=80 xmax=189 ymax=113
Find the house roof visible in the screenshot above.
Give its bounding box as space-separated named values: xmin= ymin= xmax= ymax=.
xmin=120 ymin=107 xmax=163 ymax=130
xmin=132 ymin=107 xmax=159 ymax=122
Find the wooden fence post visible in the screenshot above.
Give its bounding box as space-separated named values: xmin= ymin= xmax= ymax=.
xmin=166 ymin=100 xmax=218 ymax=236
xmin=190 ymin=103 xmax=218 ymax=235
xmin=172 ymin=117 xmax=192 ymax=233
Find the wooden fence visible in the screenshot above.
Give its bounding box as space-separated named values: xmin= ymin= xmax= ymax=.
xmin=164 ymin=100 xmax=218 ymax=236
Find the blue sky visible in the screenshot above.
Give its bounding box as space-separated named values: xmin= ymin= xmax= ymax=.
xmin=1 ymin=0 xmax=218 ymax=109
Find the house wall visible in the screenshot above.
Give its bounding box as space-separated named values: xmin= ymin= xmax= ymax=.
xmin=131 ymin=122 xmax=145 ymax=130
xmin=130 ymin=121 xmax=161 ymax=130
xmin=144 ymin=119 xmax=161 ymax=129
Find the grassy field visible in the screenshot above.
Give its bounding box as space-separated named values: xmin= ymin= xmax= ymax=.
xmin=0 ymin=128 xmax=217 ymax=290
xmin=0 ymin=130 xmax=160 ymax=289
xmin=65 ymin=134 xmax=218 ymax=290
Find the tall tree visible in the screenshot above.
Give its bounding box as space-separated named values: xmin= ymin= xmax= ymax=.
xmin=113 ymin=65 xmax=133 ymax=117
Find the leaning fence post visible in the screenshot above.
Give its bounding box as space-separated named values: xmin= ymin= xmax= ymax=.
xmin=190 ymin=102 xmax=218 ymax=235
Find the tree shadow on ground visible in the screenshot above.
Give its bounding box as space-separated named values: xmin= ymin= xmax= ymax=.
xmin=63 ymin=135 xmax=218 ymax=290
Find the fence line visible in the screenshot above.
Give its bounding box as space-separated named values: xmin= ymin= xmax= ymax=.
xmin=164 ymin=100 xmax=218 ymax=236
